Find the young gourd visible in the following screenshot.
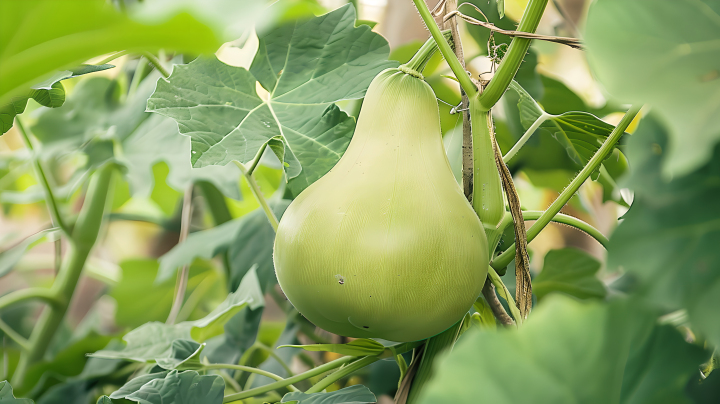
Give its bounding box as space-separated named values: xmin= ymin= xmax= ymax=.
xmin=273 ymin=65 xmax=489 ymax=342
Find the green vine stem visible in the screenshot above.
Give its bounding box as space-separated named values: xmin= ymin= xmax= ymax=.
xmin=239 ymin=342 xmax=295 ymax=378
xmin=234 ymin=161 xmax=279 ymax=232
xmin=166 ymin=185 xmax=194 ymax=325
xmin=403 ymin=30 xmax=454 ymax=73
xmin=201 ymin=364 xmax=299 ymax=391
xmin=96 ymin=50 xmax=130 ymax=65
xmin=412 ymin=0 xmax=477 ymax=97
xmin=11 ymin=163 xmax=116 ymax=388
xmin=141 ymin=51 xmax=171 ymax=78
xmin=502 ymin=112 xmax=551 ymax=162
xmin=488 ymin=266 xmax=522 ymax=325
xmin=520 ymin=211 xmax=609 ymax=247
xmin=15 ymin=118 xmax=70 ymax=235
xmin=470 ymin=104 xmax=505 ymax=232
xmin=476 ymin=0 xmax=549 ymax=111
xmin=492 ymin=105 xmax=642 ymax=270
xmin=223 ymin=356 xmax=356 ymax=402
xmin=406 ymin=320 xmax=463 ymax=403
xmin=305 ymin=356 xmax=380 ymax=394
xmin=0 ymin=287 xmax=62 ymax=311
xmin=0 ymin=317 xmax=29 ymax=350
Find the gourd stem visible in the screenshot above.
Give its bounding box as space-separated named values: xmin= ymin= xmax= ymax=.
xmin=406 ymin=320 xmax=463 ymax=403
xmin=201 ymin=364 xmax=299 ymax=391
xmin=476 ymin=0 xmax=549 ymax=111
xmin=470 ymin=103 xmax=505 ymax=231
xmin=412 ymin=0 xmax=477 ymax=98
xmin=403 ymin=30 xmax=454 ymax=73
xmin=491 ymin=105 xmax=642 ymax=270
xmin=234 ymin=161 xmax=279 ymax=232
xmin=502 ymin=112 xmax=551 ymax=163
xmin=520 ymin=211 xmax=609 ymax=247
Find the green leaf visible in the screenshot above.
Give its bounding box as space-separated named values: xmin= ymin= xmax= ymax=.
xmin=96 ymin=397 xmax=112 ymax=404
xmin=155 ymin=340 xmax=204 ymax=370
xmin=0 ymin=64 xmax=113 ymax=134
xmin=417 ymin=296 xmax=704 ymax=404
xmin=281 ymin=385 xmax=377 ymax=403
xmin=608 ymin=115 xmax=720 ymax=348
xmin=92 ymin=266 xmax=263 ymax=362
xmin=533 ymin=248 xmax=607 ymax=301
xmin=35 ymin=380 xmax=93 ymax=404
xmin=279 ymin=338 xmax=385 ymax=357
xmin=109 ymin=372 xmax=170 ymax=399
xmin=148 ymin=4 xmax=396 ymax=195
xmin=585 ymin=0 xmax=720 ymax=176
xmin=116 ymin=370 xmax=224 ymax=404
xmin=0 ymin=381 xmax=33 ymax=403
xmin=497 ymin=0 xmax=505 ymax=19
xmin=158 ymin=200 xmax=290 ymax=292
xmin=510 ymin=81 xmax=628 ymax=177
xmin=0 ymin=228 xmax=60 ymax=277
xmin=31 ymin=73 xmax=242 ymax=199
xmin=0 ymin=0 xmax=221 ymax=106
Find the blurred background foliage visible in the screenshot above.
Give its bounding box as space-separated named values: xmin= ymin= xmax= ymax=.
xmin=1 ymin=0 xmax=718 ymax=403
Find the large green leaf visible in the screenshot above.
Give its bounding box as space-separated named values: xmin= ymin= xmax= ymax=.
xmin=281 ymin=385 xmax=377 ymax=403
xmin=92 ymin=267 xmax=263 ymax=362
xmin=417 ymin=296 xmax=705 ymax=404
xmin=0 ymin=64 xmax=113 ymax=134
xmin=0 ymin=228 xmax=59 ymax=278
xmin=109 ymin=372 xmax=170 ymax=399
xmin=608 ymin=115 xmax=720 ymax=348
xmin=0 ymin=381 xmax=33 ymax=403
xmin=585 ymin=0 xmax=720 ymax=176
xmin=533 ymin=248 xmax=607 ymax=301
xmin=0 ymin=0 xmax=223 ymax=106
xmin=147 ymin=4 xmax=396 ymax=195
xmin=115 ymin=370 xmax=224 ymax=404
xmin=31 ymin=74 xmax=242 ymax=199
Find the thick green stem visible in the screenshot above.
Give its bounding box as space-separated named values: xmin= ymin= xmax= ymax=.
xmin=141 ymin=51 xmax=170 ymax=78
xmin=223 ymin=356 xmax=356 ymax=402
xmin=11 ymin=164 xmax=116 ymax=388
xmin=406 ymin=321 xmax=463 ymax=403
xmin=412 ymin=0 xmax=477 ymax=97
xmin=15 ymin=118 xmax=70 ymax=235
xmin=202 ymin=364 xmax=299 ymax=391
xmin=470 ymin=103 xmax=504 ymax=232
xmin=305 ymin=356 xmax=379 ymax=394
xmin=0 ymin=317 xmax=29 ymax=350
xmin=492 ymin=105 xmax=642 ymax=270
xmin=520 ymin=211 xmax=609 ymax=247
xmin=476 ymin=0 xmax=549 ymax=111
xmin=234 ymin=161 xmax=279 ymax=232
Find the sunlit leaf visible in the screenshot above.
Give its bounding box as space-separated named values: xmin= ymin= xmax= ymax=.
xmin=608 ymin=115 xmax=720 ymax=348
xmin=148 ymin=4 xmax=396 ymax=195
xmin=0 ymin=0 xmax=221 ymax=105
xmin=114 ymin=370 xmax=224 ymax=404
xmin=281 ymin=385 xmax=377 ymax=403
xmin=279 ymin=338 xmax=385 ymax=357
xmin=585 ymin=0 xmax=720 ymax=176
xmin=533 ymin=248 xmax=607 ymax=301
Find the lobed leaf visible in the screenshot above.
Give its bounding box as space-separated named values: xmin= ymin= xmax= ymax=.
xmin=281 ymin=384 xmax=377 ymax=404
xmin=532 ymin=248 xmax=607 ymax=301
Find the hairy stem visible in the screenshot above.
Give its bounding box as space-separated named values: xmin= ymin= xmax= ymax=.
xmin=492 ymin=105 xmax=641 ymax=270
xmin=521 ymin=211 xmax=609 ymax=247
xmin=503 ymin=113 xmax=551 ymax=162
xmin=476 ymin=0 xmax=549 ymax=111
xmin=305 ymin=356 xmax=380 ymax=394
xmin=11 ymin=163 xmax=116 ymax=388
xmin=15 ymin=118 xmax=70 ymax=235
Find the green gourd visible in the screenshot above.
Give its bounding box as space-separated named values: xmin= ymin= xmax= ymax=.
xmin=273 ymin=66 xmax=489 ymax=342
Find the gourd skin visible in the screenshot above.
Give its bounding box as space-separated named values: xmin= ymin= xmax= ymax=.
xmin=274 ymin=68 xmax=488 ymax=342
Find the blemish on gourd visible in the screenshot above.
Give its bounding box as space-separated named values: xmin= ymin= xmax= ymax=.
xmin=335 ymin=274 xmax=345 ymax=285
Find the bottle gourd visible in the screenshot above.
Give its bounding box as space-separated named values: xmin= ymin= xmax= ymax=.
xmin=274 ymin=66 xmax=489 ymax=342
